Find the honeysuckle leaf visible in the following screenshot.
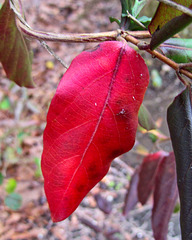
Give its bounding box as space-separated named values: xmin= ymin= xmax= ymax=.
xmin=42 ymin=41 xmax=149 ymax=222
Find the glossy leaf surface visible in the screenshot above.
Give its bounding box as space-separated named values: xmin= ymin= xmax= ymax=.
xmin=42 ymin=41 xmax=149 ymax=222
xmin=167 ymin=86 xmax=192 ymax=239
xmin=0 ymin=0 xmax=33 ymax=87
xmin=152 ymin=152 xmax=178 ymax=240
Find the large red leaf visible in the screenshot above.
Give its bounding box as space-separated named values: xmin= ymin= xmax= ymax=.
xmin=41 ymin=41 xmax=149 ymax=222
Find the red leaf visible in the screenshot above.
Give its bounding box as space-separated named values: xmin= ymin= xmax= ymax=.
xmin=152 ymin=152 xmax=178 ymax=240
xmin=123 ymin=167 xmax=139 ymax=216
xmin=94 ymin=194 xmax=113 ymax=214
xmin=138 ymin=151 xmax=167 ymax=204
xmin=41 ymin=41 xmax=149 ymax=222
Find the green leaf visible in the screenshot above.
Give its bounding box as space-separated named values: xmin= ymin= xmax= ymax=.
xmin=0 ymin=173 xmax=4 ymax=185
xmin=160 ymin=38 xmax=192 ymax=64
xmin=120 ymin=0 xmax=133 ymax=30
xmin=167 ymin=86 xmax=192 ymax=239
xmin=0 ymin=0 xmax=34 ymax=87
xmin=132 ymin=0 xmax=148 ymax=18
xmin=138 ymin=104 xmax=156 ymax=131
xmin=120 ymin=0 xmax=134 ymax=15
xmin=0 ymin=96 xmax=11 ymax=110
xmin=149 ymin=1 xmax=192 ymax=34
xmin=4 ymin=192 xmax=22 ymax=210
xmin=148 ymin=133 xmax=158 ymax=143
xmin=151 ymin=69 xmax=162 ymax=88
xmin=34 ymin=157 xmax=42 ymax=177
xmin=129 ymin=16 xmax=152 ymax=31
xmin=5 ymin=178 xmax=17 ymax=193
xmin=109 ymin=17 xmax=121 ymax=25
xmin=149 ymin=1 xmax=192 ymax=50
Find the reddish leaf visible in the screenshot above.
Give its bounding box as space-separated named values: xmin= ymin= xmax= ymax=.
xmin=152 ymin=152 xmax=178 ymax=240
xmin=94 ymin=194 xmax=112 ymax=214
xmin=123 ymin=167 xmax=139 ymax=216
xmin=0 ymin=0 xmax=33 ymax=87
xmin=42 ymin=41 xmax=149 ymax=222
xmin=138 ymin=151 xmax=167 ymax=204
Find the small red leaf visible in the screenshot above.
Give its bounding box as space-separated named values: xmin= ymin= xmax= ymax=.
xmin=42 ymin=41 xmax=149 ymax=222
xmin=123 ymin=167 xmax=139 ymax=216
xmin=152 ymin=152 xmax=178 ymax=240
xmin=138 ymin=151 xmax=167 ymax=204
xmin=94 ymin=194 xmax=113 ymax=214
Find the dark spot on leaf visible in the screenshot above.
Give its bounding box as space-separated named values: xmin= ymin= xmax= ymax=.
xmin=76 ymin=183 xmax=86 ymax=193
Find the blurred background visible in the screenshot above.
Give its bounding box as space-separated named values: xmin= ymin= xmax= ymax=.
xmin=0 ymin=0 xmax=187 ymax=239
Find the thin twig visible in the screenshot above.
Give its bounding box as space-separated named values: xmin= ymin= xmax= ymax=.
xmin=19 ymin=21 xmax=118 ymax=42
xmin=10 ymin=0 xmax=192 ymax=81
xmin=157 ymin=0 xmax=192 ymax=17
xmin=126 ymin=10 xmax=147 ymax=30
xmin=10 ymin=0 xmax=68 ymax=69
xmin=123 ymin=33 xmax=192 ymax=81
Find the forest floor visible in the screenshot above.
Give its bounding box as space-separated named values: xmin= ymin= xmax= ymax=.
xmin=0 ymin=0 xmax=184 ymax=239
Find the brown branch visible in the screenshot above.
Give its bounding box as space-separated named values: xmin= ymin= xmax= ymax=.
xmin=18 ymin=20 xmax=192 ymax=81
xmin=14 ymin=3 xmax=192 ymax=82
xmin=124 ymin=33 xmax=192 ymax=80
xmin=18 ymin=21 xmax=150 ymax=42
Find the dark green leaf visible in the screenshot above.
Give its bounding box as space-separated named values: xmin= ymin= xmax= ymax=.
xmin=0 ymin=0 xmax=34 ymax=87
xmin=120 ymin=0 xmax=132 ymax=30
xmin=160 ymin=38 xmax=192 ymax=64
xmin=0 ymin=173 xmax=4 ymax=185
xmin=4 ymin=192 xmax=22 ymax=210
xmin=138 ymin=104 xmax=156 ymax=130
xmin=167 ymin=86 xmax=192 ymax=239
